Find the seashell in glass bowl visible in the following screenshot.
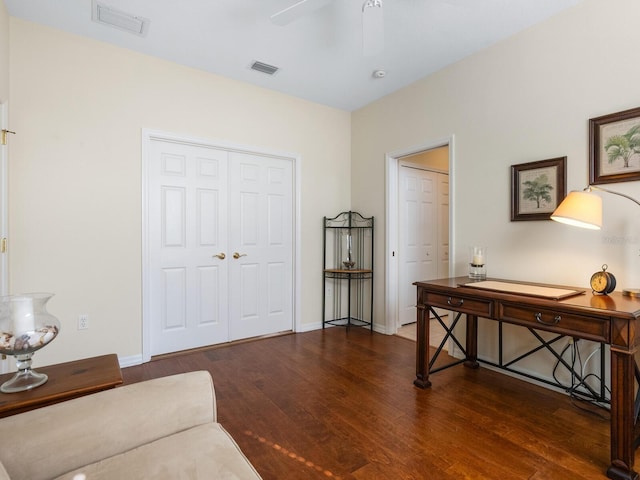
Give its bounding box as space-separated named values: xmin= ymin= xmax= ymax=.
xmin=0 ymin=293 xmax=60 ymax=393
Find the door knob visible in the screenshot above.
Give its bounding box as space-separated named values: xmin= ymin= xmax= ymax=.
xmin=233 ymin=252 xmax=247 ymax=259
xmin=213 ymin=253 xmax=226 ymax=260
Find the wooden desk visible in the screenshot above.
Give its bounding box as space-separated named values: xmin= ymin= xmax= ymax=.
xmin=0 ymin=354 xmax=122 ymax=418
xmin=414 ymin=277 xmax=640 ymax=480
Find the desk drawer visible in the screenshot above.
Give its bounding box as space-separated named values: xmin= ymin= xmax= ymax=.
xmin=500 ymin=303 xmax=609 ymax=342
xmin=421 ymin=291 xmax=493 ymax=318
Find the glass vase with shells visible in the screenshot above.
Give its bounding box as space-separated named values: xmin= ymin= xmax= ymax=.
xmin=0 ymin=293 xmax=60 ymax=393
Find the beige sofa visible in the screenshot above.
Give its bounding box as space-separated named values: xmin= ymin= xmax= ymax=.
xmin=0 ymin=370 xmax=262 ymax=479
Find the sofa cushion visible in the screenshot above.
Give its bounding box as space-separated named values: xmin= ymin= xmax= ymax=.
xmin=53 ymin=423 xmax=261 ymax=480
xmin=0 ymin=371 xmax=218 ymax=480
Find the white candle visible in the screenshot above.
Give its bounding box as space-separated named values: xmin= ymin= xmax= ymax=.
xmin=348 ymin=234 xmax=352 ymax=254
xmin=472 ymin=254 xmax=484 ymax=265
xmin=12 ymin=296 xmax=35 ymax=334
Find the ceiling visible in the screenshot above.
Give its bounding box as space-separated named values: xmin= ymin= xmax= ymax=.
xmin=4 ymin=0 xmax=585 ymax=111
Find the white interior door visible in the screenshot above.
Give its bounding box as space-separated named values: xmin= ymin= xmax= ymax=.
xmin=437 ymin=175 xmax=450 ymax=278
xmin=398 ymin=165 xmax=437 ymax=326
xmin=398 ymin=165 xmax=450 ymax=326
xmin=148 ymin=139 xmax=229 ymax=356
xmin=146 ymin=136 xmax=295 ymax=356
xmin=228 ymin=152 xmax=293 ymax=340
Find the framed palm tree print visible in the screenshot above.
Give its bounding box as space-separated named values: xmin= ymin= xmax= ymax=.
xmin=511 ymin=157 xmax=566 ymax=221
xmin=590 ymin=106 xmax=640 ymax=185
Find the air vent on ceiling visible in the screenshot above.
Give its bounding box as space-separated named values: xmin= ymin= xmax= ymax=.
xmin=92 ymin=0 xmax=150 ymax=37
xmin=250 ymin=61 xmax=279 ymax=76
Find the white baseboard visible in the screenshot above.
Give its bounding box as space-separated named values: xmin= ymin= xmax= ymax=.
xmin=118 ymin=354 xmax=143 ymax=368
xmin=298 ymin=322 xmax=388 ymax=334
xmin=296 ymin=322 xmax=323 ymax=332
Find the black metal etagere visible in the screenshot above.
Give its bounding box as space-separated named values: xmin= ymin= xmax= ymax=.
xmin=322 ymin=211 xmax=373 ymax=330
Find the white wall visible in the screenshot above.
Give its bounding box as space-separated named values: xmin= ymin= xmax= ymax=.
xmin=352 ymin=0 xmax=640 ymax=377
xmin=8 ymin=18 xmax=351 ymax=366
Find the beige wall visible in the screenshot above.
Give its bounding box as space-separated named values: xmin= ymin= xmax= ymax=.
xmin=352 ymin=0 xmax=640 ymax=374
xmin=7 ymin=0 xmax=640 ymax=375
xmin=8 ymin=18 xmax=351 ymax=366
xmin=0 ymin=2 xmax=8 ymax=102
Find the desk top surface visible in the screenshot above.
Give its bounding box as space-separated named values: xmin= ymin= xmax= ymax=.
xmin=415 ymin=277 xmax=640 ymax=319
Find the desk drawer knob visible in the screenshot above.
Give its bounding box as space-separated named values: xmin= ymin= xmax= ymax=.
xmin=535 ymin=312 xmax=561 ymax=326
xmin=447 ymin=297 xmax=464 ymax=307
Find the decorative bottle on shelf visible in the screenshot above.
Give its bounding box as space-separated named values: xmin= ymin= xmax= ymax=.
xmin=343 ymin=233 xmax=355 ymax=269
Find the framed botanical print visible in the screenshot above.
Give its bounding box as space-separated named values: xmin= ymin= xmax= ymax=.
xmin=511 ymin=157 xmax=566 ymax=221
xmin=590 ymin=106 xmax=640 ymax=185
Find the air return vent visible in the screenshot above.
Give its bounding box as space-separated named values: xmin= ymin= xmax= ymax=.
xmin=250 ymin=61 xmax=279 ymax=76
xmin=92 ymin=0 xmax=150 ymax=36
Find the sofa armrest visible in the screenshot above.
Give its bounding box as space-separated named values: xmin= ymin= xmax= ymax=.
xmin=0 ymin=370 xmax=217 ymax=480
xmin=0 ymin=462 xmax=9 ymax=480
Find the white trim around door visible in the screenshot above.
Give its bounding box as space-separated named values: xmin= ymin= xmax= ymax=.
xmin=385 ymin=135 xmax=456 ymax=335
xmin=141 ymin=129 xmax=301 ymax=362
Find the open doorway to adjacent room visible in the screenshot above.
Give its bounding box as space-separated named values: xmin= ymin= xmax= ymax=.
xmin=386 ymin=138 xmax=454 ymax=349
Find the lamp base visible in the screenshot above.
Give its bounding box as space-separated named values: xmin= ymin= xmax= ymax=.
xmin=622 ymin=288 xmax=640 ymax=298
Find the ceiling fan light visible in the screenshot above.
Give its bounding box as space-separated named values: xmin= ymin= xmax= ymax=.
xmin=362 ymin=0 xmax=383 ymax=11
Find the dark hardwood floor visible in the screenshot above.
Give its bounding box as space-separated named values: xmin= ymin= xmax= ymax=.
xmin=122 ymin=327 xmax=617 ymax=479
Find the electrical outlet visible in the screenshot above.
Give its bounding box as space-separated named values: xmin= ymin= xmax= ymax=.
xmin=78 ymin=314 xmax=89 ymax=330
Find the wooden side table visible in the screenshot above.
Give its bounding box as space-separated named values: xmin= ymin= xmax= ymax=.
xmin=0 ymin=354 xmax=122 ymax=418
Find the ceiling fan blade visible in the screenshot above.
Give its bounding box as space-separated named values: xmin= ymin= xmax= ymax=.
xmin=362 ymin=0 xmax=384 ymax=56
xmin=270 ymin=0 xmax=333 ymax=26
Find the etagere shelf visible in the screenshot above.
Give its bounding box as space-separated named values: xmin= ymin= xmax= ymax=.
xmin=322 ymin=211 xmax=373 ymax=330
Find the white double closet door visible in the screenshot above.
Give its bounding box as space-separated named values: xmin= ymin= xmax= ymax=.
xmin=147 ymin=137 xmax=294 ymax=357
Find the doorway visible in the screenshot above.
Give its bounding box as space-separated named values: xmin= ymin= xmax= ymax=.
xmin=385 ymin=137 xmax=455 ymax=335
xmin=142 ymin=130 xmax=299 ymax=361
xmin=397 ymin=158 xmax=449 ymax=326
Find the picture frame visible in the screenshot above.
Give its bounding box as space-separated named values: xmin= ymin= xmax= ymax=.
xmin=590 ymin=106 xmax=640 ymax=185
xmin=511 ymin=157 xmax=566 ymax=222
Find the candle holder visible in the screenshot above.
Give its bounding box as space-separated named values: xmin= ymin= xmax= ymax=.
xmin=343 ymin=232 xmax=355 ymax=269
xmin=469 ymin=246 xmax=487 ymax=280
xmin=0 ymin=293 xmax=60 ymax=393
xmin=343 ymin=251 xmax=355 ymax=270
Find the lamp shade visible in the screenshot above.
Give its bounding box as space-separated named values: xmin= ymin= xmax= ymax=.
xmin=550 ymin=190 xmax=602 ymax=230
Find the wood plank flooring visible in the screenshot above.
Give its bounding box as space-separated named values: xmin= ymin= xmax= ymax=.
xmin=122 ymin=327 xmax=617 ymax=479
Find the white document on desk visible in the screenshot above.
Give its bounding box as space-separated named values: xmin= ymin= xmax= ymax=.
xmin=461 ymin=280 xmax=584 ymax=300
